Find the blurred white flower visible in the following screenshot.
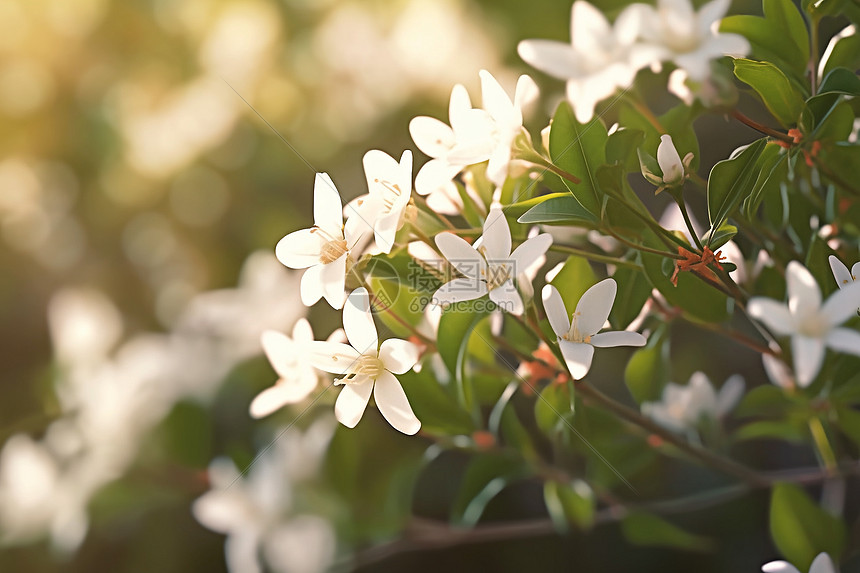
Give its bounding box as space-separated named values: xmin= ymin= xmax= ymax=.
xmin=763 ymin=553 xmax=835 ymax=573
xmin=542 ymin=281 xmax=647 ymax=380
xmin=349 ymin=150 xmax=414 ymax=254
xmin=276 ymin=173 xmax=372 ymax=309
xmin=433 ymin=205 xmax=552 ymax=315
xmin=641 ymin=372 xmax=744 ymax=433
xmin=748 ymin=261 xmax=860 ymax=387
xmin=251 ymin=319 xmax=319 ymax=418
xmin=308 ymin=288 xmax=421 ymax=434
xmin=47 ymin=288 xmax=123 ymax=369
xmin=829 ymin=255 xmax=859 ymax=290
xmin=518 ymin=1 xmax=654 ymax=123
xmin=446 ymin=70 xmax=538 ymax=187
xmin=193 ymin=420 xmax=335 ymax=573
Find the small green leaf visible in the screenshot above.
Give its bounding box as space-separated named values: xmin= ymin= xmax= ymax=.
xmin=733 ymin=59 xmax=805 ymax=127
xmin=818 ymin=67 xmax=860 ymax=96
xmin=742 ymin=143 xmax=789 ymax=218
xmin=820 ymin=28 xmax=860 ymax=79
xmin=517 ymin=194 xmax=599 ymax=226
xmin=770 ymin=483 xmax=846 ymax=570
xmin=544 ymin=479 xmax=595 ymax=533
xmin=701 ymin=223 xmax=737 ymax=250
xmin=707 ymin=138 xmax=769 ymax=239
xmin=504 ymin=192 xmax=569 ymax=218
xmin=549 ymin=101 xmax=608 ymax=215
xmin=622 ymin=511 xmax=713 ymax=552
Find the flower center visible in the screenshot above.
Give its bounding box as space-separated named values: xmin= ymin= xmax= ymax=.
xmin=374 ymin=179 xmax=404 ymax=212
xmin=311 ymin=227 xmax=348 ymax=264
xmin=337 ymin=354 xmax=384 ymax=384
xmin=796 ymin=314 xmax=829 ymax=339
xmin=562 ymin=312 xmax=591 ymax=343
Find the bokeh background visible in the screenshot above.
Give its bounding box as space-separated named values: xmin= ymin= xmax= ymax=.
xmin=1 ymin=0 xmax=856 ymax=571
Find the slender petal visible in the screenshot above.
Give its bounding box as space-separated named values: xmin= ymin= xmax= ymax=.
xmin=334 ymin=379 xmax=374 ymax=428
xmin=657 ymin=135 xmax=684 ymax=184
xmin=762 ymin=354 xmax=795 ymax=389
xmin=433 ymin=278 xmax=487 ymax=306
xmin=482 ymin=206 xmax=512 ymax=260
xmin=514 ymin=75 xmax=539 ymax=112
xmin=343 ymin=288 xmax=378 ymax=352
xmin=275 ymin=229 xmax=325 ymax=269
xmin=489 ymin=281 xmax=524 ymax=316
xmin=571 ymin=1 xmax=612 ymax=53
xmin=787 ymin=261 xmax=822 ymax=317
xmin=448 ymin=84 xmax=472 ymax=131
xmin=517 ymin=39 xmax=582 ymax=81
xmin=761 ymin=561 xmax=802 ymax=573
xmin=809 ymin=553 xmax=836 ymax=573
xmin=829 ymin=255 xmax=852 ymax=288
xmin=792 ymin=334 xmax=826 ymax=387
xmin=261 ymin=331 xmax=298 ymax=377
xmin=747 ymin=299 xmax=794 ymax=336
xmin=435 ymin=232 xmax=484 ymax=279
xmin=379 ymin=339 xmax=420 ymax=374
xmin=363 ymin=150 xmax=400 ymax=196
xmin=319 ymin=253 xmax=348 ymax=310
xmin=716 ymin=374 xmax=745 ymax=417
xmin=697 ymin=0 xmax=731 ymax=36
xmin=575 ymin=279 xmax=617 ymax=337
xmin=307 ymin=341 xmax=361 ymax=375
xmin=373 ymin=371 xmax=421 ymax=435
xmin=542 ymin=285 xmax=571 ymax=338
xmin=511 ymin=234 xmax=553 ymax=275
xmin=300 ymin=265 xmax=325 ymax=307
xmin=292 ymin=317 xmax=313 ymax=343
xmin=415 ymin=160 xmax=462 ymax=196
xmin=826 ymin=327 xmax=860 ymax=356
xmin=590 ymin=330 xmax=646 ymax=347
xmin=479 ymin=69 xmax=518 ymax=126
xmin=821 ymin=280 xmax=860 ymax=326
xmin=249 ymin=380 xmax=316 ymax=418
xmin=313 ymin=173 xmax=343 ymax=236
xmin=559 ymin=340 xmax=595 ymax=380
xmin=409 ymin=117 xmax=455 ymax=158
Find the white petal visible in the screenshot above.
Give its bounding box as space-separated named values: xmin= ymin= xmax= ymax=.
xmin=415 ymin=159 xmax=462 ymax=196
xmin=226 ymin=534 xmax=263 ymax=573
xmin=373 ymin=210 xmax=401 ymax=254
xmin=192 ymin=491 xmax=245 ymax=533
xmin=716 ymin=374 xmax=745 ymax=416
xmin=826 ymin=327 xmax=860 ymax=356
xmin=761 ymin=561 xmax=802 ymax=573
xmin=747 ymin=299 xmax=795 ymax=336
xmin=486 ymin=145 xmax=513 ymax=188
xmin=300 ymin=265 xmax=325 ymax=307
xmin=822 ymin=280 xmax=860 ymax=326
xmin=425 ymin=183 xmax=464 ymax=215
xmin=559 ymin=340 xmax=595 ymax=380
xmin=275 ymin=229 xmax=324 ymax=269
xmin=829 ymin=255 xmax=852 ymax=289
xmin=517 ymin=40 xmax=582 ymax=81
xmin=396 ymin=150 xmax=413 ymax=197
xmin=482 ymin=205 xmax=512 ymax=260
xmin=261 ymin=330 xmax=297 ymax=377
xmin=510 ymin=234 xmax=553 ymax=275
xmin=343 ymin=287 xmax=378 ymax=352
xmin=590 ymin=330 xmax=646 ymax=348
xmin=435 ymin=232 xmax=484 ymax=278
xmin=809 ymin=553 xmax=836 ymax=573
xmin=334 ymin=379 xmax=374 ymax=428
xmin=319 ymin=253 xmax=348 ymax=310
xmin=433 ymin=278 xmax=488 ymax=306
xmin=307 ymin=341 xmax=361 ymax=375
xmin=542 ymin=284 xmax=571 ymax=337
xmin=379 ymin=338 xmax=420 ymax=374
xmin=448 ymin=83 xmax=472 ymax=127
xmin=697 ymin=0 xmax=731 ymax=34
xmin=792 ymin=334 xmax=826 ymax=387
xmin=373 ymin=370 xmax=421 ymax=435
xmin=363 ymin=149 xmax=399 ymax=195
xmin=479 ymin=69 xmax=518 ymax=126
xmin=571 ymin=1 xmax=612 ymax=53
xmin=313 ymin=173 xmax=344 ymax=236
xmin=657 ymin=134 xmax=684 ymax=184
xmin=514 ymin=75 xmax=539 ymax=112
xmin=409 ymin=116 xmax=455 ymax=158
xmin=292 ymin=317 xmax=313 ymax=343
xmin=762 ymin=354 xmax=795 ymax=389
xmin=249 ymin=379 xmax=316 ymax=418
xmin=575 ymin=279 xmax=617 ymax=337
xmin=489 ymin=281 xmax=524 ymax=315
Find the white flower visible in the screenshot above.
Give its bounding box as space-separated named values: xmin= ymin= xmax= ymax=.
xmin=518 ymin=1 xmax=656 ymax=123
xmin=748 ymin=261 xmax=860 ymax=387
xmin=250 ymin=319 xmax=319 ymax=418
xmin=446 ymin=70 xmax=538 ymax=187
xmin=763 ymin=552 xmax=835 ymax=573
xmin=641 ymin=372 xmax=744 ymax=433
xmin=307 ymin=288 xmax=421 ymax=434
xmin=275 ymin=173 xmax=371 ymax=309
xmin=433 ymin=205 xmax=552 ymax=316
xmin=541 ymin=280 xmax=647 ymax=380
xmin=631 ymin=0 xmax=749 ymax=82
xmin=410 ymin=84 xmax=490 ymax=214
xmin=348 ymin=149 xmax=414 ymax=254
xmin=829 ymin=255 xmax=859 ymax=290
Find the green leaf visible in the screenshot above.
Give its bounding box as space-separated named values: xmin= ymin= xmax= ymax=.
xmin=548 ymin=101 xmax=608 ymax=215
xmin=619 ymin=104 xmax=700 ymax=172
xmin=820 ymin=28 xmax=860 ymax=79
xmin=742 ymin=143 xmax=789 ymax=218
xmin=535 ymin=381 xmax=574 ymax=436
xmin=609 ymin=265 xmax=651 ymax=330
xmin=733 ymin=59 xmax=805 ymax=127
xmin=734 ymin=421 xmax=808 ymax=443
xmin=836 ymin=406 xmax=860 ymax=446
xmin=622 ymin=511 xmax=713 ymax=552
xmin=707 ymin=138 xmax=769 ymax=239
xmin=517 ymin=194 xmax=599 ymax=226
xmin=399 ymin=369 xmax=474 ymax=436
xmin=818 ymin=67 xmax=860 ymax=96
xmin=504 ymin=192 xmax=569 ymax=218
xmin=701 ymin=223 xmax=737 ymax=250
xmin=544 ymin=479 xmax=595 ymax=533
xmin=624 ymin=323 xmax=669 ymax=404
xmin=437 ymin=300 xmax=493 ymax=413
xmin=770 ymin=483 xmax=846 ymax=570
xmin=606 ymin=128 xmax=646 ymax=173
xmin=549 ymin=255 xmax=598 ymax=315
xmin=451 ymin=454 xmax=529 ymax=527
